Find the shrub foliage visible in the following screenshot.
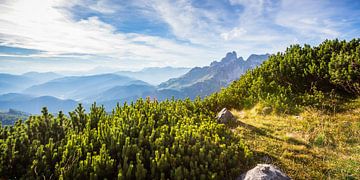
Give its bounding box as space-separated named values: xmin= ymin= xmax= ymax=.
xmin=0 ymin=99 xmax=251 ymax=179
xmin=205 ymin=39 xmax=360 ymax=113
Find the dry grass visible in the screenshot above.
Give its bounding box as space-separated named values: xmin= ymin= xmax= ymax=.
xmin=230 ymin=99 xmax=360 ymax=179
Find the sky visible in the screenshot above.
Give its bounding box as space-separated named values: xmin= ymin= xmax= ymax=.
xmin=0 ymin=0 xmax=359 ymax=74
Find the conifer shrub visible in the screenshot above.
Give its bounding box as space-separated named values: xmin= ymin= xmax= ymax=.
xmin=205 ymin=39 xmax=360 ymax=113
xmin=0 ymin=99 xmax=251 ymax=179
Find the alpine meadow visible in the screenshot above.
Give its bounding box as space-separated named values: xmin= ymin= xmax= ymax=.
xmin=0 ymin=0 xmax=359 ymax=180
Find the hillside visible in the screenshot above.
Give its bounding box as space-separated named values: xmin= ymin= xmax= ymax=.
xmin=205 ymin=39 xmax=360 ymax=113
xmin=0 ymin=108 xmax=29 ymax=126
xmin=0 ymin=93 xmax=78 ymax=114
xmin=0 ymin=39 xmax=359 ymax=179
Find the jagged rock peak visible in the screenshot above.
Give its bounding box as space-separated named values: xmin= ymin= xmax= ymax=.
xmin=225 ymin=51 xmax=237 ymax=60
xmin=221 ymin=51 xmax=238 ymax=62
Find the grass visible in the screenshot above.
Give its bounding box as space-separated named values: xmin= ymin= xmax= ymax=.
xmin=229 ymin=98 xmax=360 ymax=179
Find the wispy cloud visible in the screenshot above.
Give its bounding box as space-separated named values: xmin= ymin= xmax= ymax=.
xmin=0 ymin=0 xmax=359 ymax=74
xmin=0 ymin=0 xmax=218 ymax=72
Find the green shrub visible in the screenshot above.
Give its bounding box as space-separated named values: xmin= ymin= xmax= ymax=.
xmin=0 ymin=99 xmax=251 ymax=179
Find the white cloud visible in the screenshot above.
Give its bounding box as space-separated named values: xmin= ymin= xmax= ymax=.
xmin=0 ymin=0 xmax=358 ymax=74
xmin=0 ymin=0 xmax=220 ymax=73
xmin=221 ymin=27 xmax=247 ymax=41
xmin=87 ymin=0 xmax=119 ymax=14
xmin=145 ymin=0 xmax=222 ymax=44
xmin=275 ymin=0 xmax=341 ymax=40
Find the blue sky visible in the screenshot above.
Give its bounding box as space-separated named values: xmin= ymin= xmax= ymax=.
xmin=0 ymin=0 xmax=359 ymax=74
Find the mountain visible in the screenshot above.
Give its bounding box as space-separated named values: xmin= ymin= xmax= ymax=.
xmin=0 ymin=73 xmax=37 ymax=94
xmin=0 ymin=93 xmax=78 ymax=114
xmin=158 ymin=52 xmax=269 ymax=99
xmin=0 ymin=93 xmax=33 ymax=101
xmin=0 ymin=108 xmax=30 ymax=126
xmin=116 ymin=66 xmax=190 ymax=85
xmin=91 ymin=84 xmax=156 ymax=102
xmin=23 ymin=74 xmax=146 ymax=101
xmin=0 ymin=53 xmax=267 ymax=110
xmin=22 ymin=71 xmax=62 ymax=83
xmin=0 ymin=72 xmax=62 ymax=94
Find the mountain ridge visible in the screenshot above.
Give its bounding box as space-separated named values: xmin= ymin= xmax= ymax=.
xmin=158 ymin=51 xmax=269 ymax=99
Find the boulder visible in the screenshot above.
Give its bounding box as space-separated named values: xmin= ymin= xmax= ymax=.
xmin=238 ymin=164 xmax=291 ymax=180
xmin=216 ymin=108 xmax=235 ymax=123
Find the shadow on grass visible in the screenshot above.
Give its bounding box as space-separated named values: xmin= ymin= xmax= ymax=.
xmin=285 ymin=136 xmax=311 ymax=148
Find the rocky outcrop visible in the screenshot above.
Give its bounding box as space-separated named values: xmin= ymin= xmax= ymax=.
xmin=238 ymin=164 xmax=291 ymax=180
xmin=216 ymin=108 xmax=235 ymax=123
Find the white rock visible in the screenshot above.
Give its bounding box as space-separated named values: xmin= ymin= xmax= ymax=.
xmin=238 ymin=164 xmax=291 ymax=180
xmin=216 ymin=108 xmax=235 ymax=123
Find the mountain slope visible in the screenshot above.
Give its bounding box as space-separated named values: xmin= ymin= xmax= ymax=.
xmin=22 ymin=72 xmax=62 ymax=83
xmin=0 ymin=72 xmax=62 ymax=94
xmin=116 ymin=66 xmax=190 ymax=85
xmin=0 ymin=73 xmax=36 ymax=94
xmin=0 ymin=93 xmax=78 ymax=114
xmin=92 ymin=84 xmax=156 ymax=102
xmin=23 ymin=74 xmax=142 ymax=101
xmin=158 ymin=52 xmax=269 ymax=99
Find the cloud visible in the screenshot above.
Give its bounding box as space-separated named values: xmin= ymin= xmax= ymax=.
xmin=221 ymin=27 xmax=247 ymax=41
xmin=0 ymin=0 xmax=359 ymax=74
xmin=275 ymin=0 xmax=341 ymax=40
xmin=144 ymin=0 xmax=224 ymax=44
xmin=87 ymin=0 xmax=119 ymax=14
xmin=0 ymin=0 xmax=219 ymax=72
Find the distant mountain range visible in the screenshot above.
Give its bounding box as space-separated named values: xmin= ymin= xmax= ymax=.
xmin=0 ymin=52 xmax=269 ymax=116
xmin=0 ymin=93 xmax=77 ymax=114
xmin=23 ymin=74 xmax=149 ymax=102
xmin=116 ymin=67 xmax=190 ymax=85
xmin=158 ymin=52 xmax=269 ymax=99
xmin=0 ymin=72 xmax=62 ymax=94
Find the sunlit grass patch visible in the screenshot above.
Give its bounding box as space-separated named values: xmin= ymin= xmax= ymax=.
xmin=230 ymin=99 xmax=360 ymax=179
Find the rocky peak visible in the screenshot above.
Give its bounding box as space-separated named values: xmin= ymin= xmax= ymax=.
xmin=221 ymin=51 xmax=240 ymax=62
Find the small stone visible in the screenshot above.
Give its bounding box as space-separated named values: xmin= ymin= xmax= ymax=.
xmin=238 ymin=164 xmax=291 ymax=180
xmin=216 ymin=108 xmax=235 ymax=124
